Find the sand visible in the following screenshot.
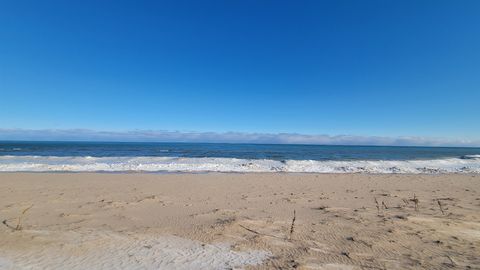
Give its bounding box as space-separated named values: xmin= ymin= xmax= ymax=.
xmin=0 ymin=173 xmax=479 ymax=269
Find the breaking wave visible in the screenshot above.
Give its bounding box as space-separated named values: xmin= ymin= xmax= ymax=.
xmin=0 ymin=155 xmax=479 ymax=173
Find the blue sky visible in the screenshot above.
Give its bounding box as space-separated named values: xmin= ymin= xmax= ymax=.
xmin=0 ymin=1 xmax=479 ymax=144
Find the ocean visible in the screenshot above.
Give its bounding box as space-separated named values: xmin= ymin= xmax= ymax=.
xmin=0 ymin=141 xmax=479 ymax=173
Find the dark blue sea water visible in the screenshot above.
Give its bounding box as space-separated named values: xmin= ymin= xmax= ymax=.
xmin=1 ymin=141 xmax=480 ymax=161
xmin=1 ymin=141 xmax=479 ymax=173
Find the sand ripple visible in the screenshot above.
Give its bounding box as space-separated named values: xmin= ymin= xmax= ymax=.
xmin=0 ymin=229 xmax=270 ymax=270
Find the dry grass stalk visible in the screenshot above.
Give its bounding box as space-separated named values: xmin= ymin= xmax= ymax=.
xmin=437 ymin=200 xmax=445 ymax=215
xmin=382 ymin=201 xmax=388 ymax=210
xmin=2 ymin=205 xmax=33 ymax=231
xmin=238 ymin=224 xmax=283 ymax=239
xmin=289 ymin=209 xmax=296 ymax=238
xmin=239 ymin=224 xmax=262 ymax=235
xmin=446 ymin=255 xmax=457 ymax=266
xmin=374 ymin=197 xmax=380 ymax=214
xmin=410 ymin=194 xmax=419 ymax=211
xmin=15 ymin=205 xmax=33 ymax=231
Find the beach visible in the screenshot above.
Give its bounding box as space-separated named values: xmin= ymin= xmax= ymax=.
xmin=2 ymin=0 xmax=479 ymax=268
xmin=0 ymin=173 xmax=478 ymax=269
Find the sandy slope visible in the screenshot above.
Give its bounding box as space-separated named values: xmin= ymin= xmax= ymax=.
xmin=0 ymin=173 xmax=479 ymax=269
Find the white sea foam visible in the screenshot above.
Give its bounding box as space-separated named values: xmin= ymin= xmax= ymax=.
xmin=0 ymin=155 xmax=479 ymax=173
xmin=461 ymin=154 xmax=480 ymax=160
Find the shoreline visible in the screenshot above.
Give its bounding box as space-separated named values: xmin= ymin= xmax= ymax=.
xmin=1 ymin=171 xmax=480 ymax=176
xmin=1 ymin=173 xmax=479 ymax=269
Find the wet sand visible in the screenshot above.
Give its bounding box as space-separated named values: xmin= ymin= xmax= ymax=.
xmin=0 ymin=173 xmax=479 ymax=269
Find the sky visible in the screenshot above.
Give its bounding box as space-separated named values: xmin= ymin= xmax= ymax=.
xmin=0 ymin=1 xmax=479 ymax=145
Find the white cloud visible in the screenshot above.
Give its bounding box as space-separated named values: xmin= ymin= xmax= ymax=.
xmin=0 ymin=128 xmax=478 ymax=147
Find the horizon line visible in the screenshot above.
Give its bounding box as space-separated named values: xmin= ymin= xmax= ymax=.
xmin=1 ymin=139 xmax=480 ymax=149
xmin=0 ymin=128 xmax=479 ymax=148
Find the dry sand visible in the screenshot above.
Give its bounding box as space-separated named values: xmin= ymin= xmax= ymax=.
xmin=0 ymin=173 xmax=479 ymax=269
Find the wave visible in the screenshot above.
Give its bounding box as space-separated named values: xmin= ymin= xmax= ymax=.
xmin=461 ymin=154 xmax=480 ymax=160
xmin=0 ymin=155 xmax=479 ymax=173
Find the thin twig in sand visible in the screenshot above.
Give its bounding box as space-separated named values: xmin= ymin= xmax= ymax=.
xmin=1 ymin=220 xmax=13 ymax=230
xmin=341 ymin=251 xmax=351 ymax=259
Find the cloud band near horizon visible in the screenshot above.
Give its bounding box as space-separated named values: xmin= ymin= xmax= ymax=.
xmin=0 ymin=128 xmax=478 ymax=147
